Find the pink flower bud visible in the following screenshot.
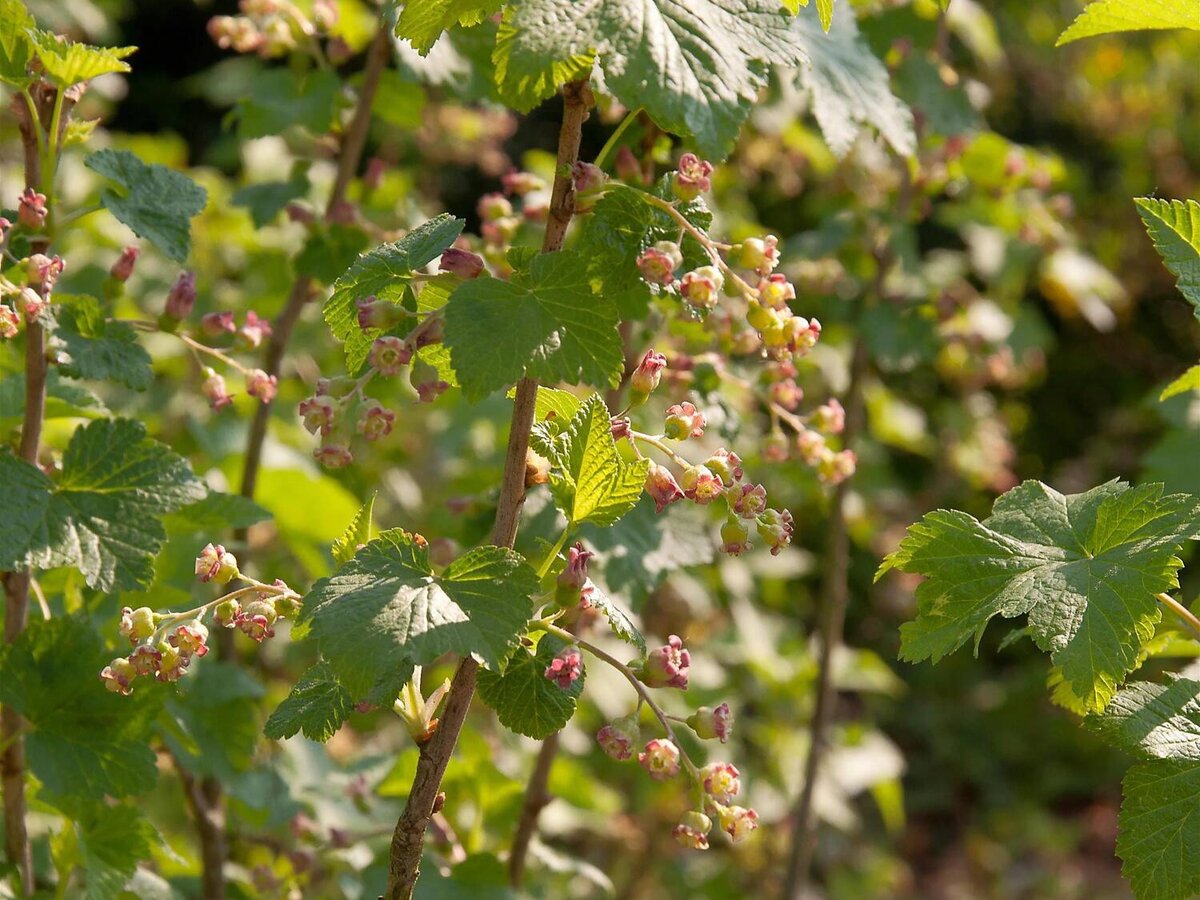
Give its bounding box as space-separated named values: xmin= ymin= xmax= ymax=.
xmin=357 ymin=402 xmax=395 ymax=441
xmin=0 ymin=305 xmax=19 ymax=339
xmin=195 ymin=543 xmax=240 ymax=584
xmin=544 ymin=646 xmax=583 ymax=690
xmin=164 ymin=271 xmax=197 ymax=320
xmin=481 ymin=216 xmax=519 ymax=246
xmin=298 ymin=394 xmax=337 ymax=435
xmin=671 ymin=153 xmax=714 ymax=201
xmin=636 ymin=242 xmax=682 ymax=286
xmin=757 ymin=273 xmax=795 ymax=310
xmin=796 ymin=429 xmax=826 ymax=464
xmin=817 ymin=449 xmax=857 ymax=486
xmin=201 ymin=368 xmax=234 ymax=411
xmin=501 ymin=170 xmax=546 ymax=196
xmin=200 ymin=311 xmax=236 ymax=337
xmin=645 ymin=462 xmax=684 ymax=513
xmin=477 ymin=192 xmax=513 ymax=221
xmin=672 ymin=811 xmax=712 ymax=850
xmin=368 ymin=336 xmax=410 ymax=376
xmin=246 ymin=369 xmax=278 ymax=403
xmin=110 ymin=246 xmax=140 ymax=282
xmin=638 ymin=738 xmax=681 ymax=780
xmin=26 ymin=254 xmax=65 ymax=291
xmin=128 ymin=643 xmax=162 ymax=676
xmin=596 ymin=715 xmax=639 ymax=761
xmin=571 ymin=161 xmax=608 ymax=212
xmin=235 ymin=597 xmax=278 ymax=642
xmin=701 ymin=762 xmax=741 ymax=804
xmin=17 ymin=188 xmax=46 ymax=230
xmin=439 ymin=247 xmax=485 ymax=279
xmin=718 ymin=805 xmax=758 ymax=843
xmin=557 ymin=542 xmax=592 ymax=592
xmin=679 ymin=465 xmax=723 ymax=505
xmin=640 ymin=635 xmax=690 ymax=690
xmin=732 ymin=483 xmax=768 ymax=519
xmin=687 ymin=702 xmax=733 ymax=742
xmin=314 ymin=443 xmax=353 ymax=469
xmin=769 ymin=378 xmax=803 ymax=410
xmin=679 ymin=266 xmax=723 ymax=311
xmin=610 ymin=417 xmax=632 ymax=441
xmin=738 ymin=235 xmax=780 ymax=275
xmin=169 ymin=620 xmax=210 ymax=658
xmin=663 ymin=401 xmax=705 ymax=440
xmin=412 ymin=359 xmax=450 ymax=403
xmin=756 ymin=508 xmax=795 ymax=555
xmin=763 ymin=430 xmax=790 ymax=462
xmin=704 ymin=448 xmax=743 ymax=486
xmin=120 ymin=606 xmax=157 ymax=644
xmin=238 ymin=311 xmax=272 ymax=349
xmin=812 ymin=399 xmax=845 ymax=434
xmin=100 ymin=658 xmax=137 ymax=695
xmin=720 ymin=517 xmax=752 ymax=555
xmin=630 ymin=349 xmax=667 ymax=401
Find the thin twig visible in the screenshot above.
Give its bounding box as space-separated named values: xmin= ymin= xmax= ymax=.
xmin=1156 ymin=592 xmax=1200 ymax=640
xmin=382 ymin=79 xmax=594 ymax=900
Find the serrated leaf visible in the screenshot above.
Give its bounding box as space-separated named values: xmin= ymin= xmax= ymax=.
xmin=1135 ymin=198 xmax=1200 ymax=321
xmin=31 ymin=30 xmax=134 ymax=87
xmin=396 ymin=0 xmax=503 ymax=56
xmin=231 ymin=175 xmax=309 ymax=228
xmin=550 ymin=394 xmax=649 ymax=527
xmin=324 ymin=214 xmax=464 ymax=372
xmin=0 ymin=0 xmax=35 ymax=86
xmin=496 ymin=0 xmax=807 ymax=159
xmin=297 ymin=530 xmax=538 ymax=697
xmin=1117 ymin=759 xmax=1200 ymax=900
xmin=1161 ymin=364 xmax=1200 ymax=400
xmin=264 ymin=661 xmax=355 ymax=742
xmin=85 ymin=149 xmax=207 ymax=263
xmin=443 ymin=250 xmax=623 ymax=401
xmin=1057 ymin=0 xmax=1200 ymax=45
xmin=54 ymin=295 xmax=153 ymax=389
xmin=478 ymin=634 xmax=583 ymax=739
xmin=1089 ymin=678 xmax=1200 ymax=760
xmin=332 ymin=493 xmax=375 ymax=566
xmin=582 ymin=580 xmax=645 ymax=653
xmin=791 ymin=4 xmax=915 ymax=157
xmin=163 ymin=662 xmax=264 ymax=780
xmin=68 ymin=804 xmax=160 ymax=900
xmin=0 ymin=617 xmax=160 ymax=802
xmin=0 ymin=418 xmax=206 ymax=591
xmin=817 ymin=0 xmax=834 ymax=31
xmin=882 ymin=480 xmax=1200 ymax=713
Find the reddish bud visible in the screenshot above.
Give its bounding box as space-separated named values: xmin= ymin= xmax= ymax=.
xmin=200 ymin=311 xmax=236 ymax=337
xmin=704 ymin=448 xmax=743 ymax=486
xmin=0 ymin=305 xmax=19 ymax=339
xmin=571 ymin=161 xmax=608 ymax=212
xmin=238 ymin=311 xmax=272 ymax=349
xmin=26 ymin=254 xmax=65 ymax=291
xmin=544 ymin=646 xmax=583 ymax=690
xmin=812 ymin=399 xmax=845 ymax=434
xmin=369 ymin=336 xmax=410 ymax=376
xmin=100 ymin=658 xmax=137 ymax=695
xmin=680 ymin=266 xmax=723 ymax=310
xmin=164 ymin=271 xmax=197 ymax=320
xmin=630 ymin=349 xmax=667 ymax=401
xmin=169 ymin=620 xmax=210 ymax=658
xmin=314 ymin=443 xmax=353 ymax=469
xmin=739 ymin=235 xmax=780 ymax=275
xmin=718 ymin=805 xmax=759 ymax=843
xmin=640 ymin=635 xmax=690 ymax=690
xmin=195 ymin=543 xmax=240 ymax=584
xmin=673 ymin=811 xmax=712 ymax=850
xmin=356 ymin=295 xmax=407 ymax=330
xmin=756 ymin=508 xmax=795 ymax=555
xmin=120 ymin=606 xmax=157 ymax=644
xmin=757 ymin=273 xmax=795 ymax=310
xmin=663 ymin=401 xmax=705 ymax=440
xmin=17 ymin=188 xmax=46 ymax=230
xmin=687 ymin=702 xmax=733 ymax=742
xmin=298 ymin=394 xmax=337 ymax=435
xmin=201 ymin=368 xmax=234 ymax=411
xmin=439 ymin=247 xmax=485 ymax=279
xmin=645 ymin=462 xmax=684 ymax=513
xmin=680 ymin=465 xmax=724 ymax=505
xmin=357 ymin=402 xmax=396 ymax=441
xmin=614 ymin=145 xmax=644 ymax=184
xmin=596 ymin=714 xmax=639 ymax=761
xmin=477 ymin=192 xmax=513 ymax=221
xmin=732 ymin=483 xmax=768 ymax=519
xmin=501 ymin=170 xmax=546 ymax=196
xmin=701 ymin=762 xmax=741 ymax=804
xmin=246 ymin=369 xmax=278 ymax=403
xmin=636 ymin=242 xmax=682 ymax=287
xmin=110 ymin=246 xmax=140 ymax=282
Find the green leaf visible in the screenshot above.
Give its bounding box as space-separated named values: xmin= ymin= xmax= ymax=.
xmin=85 ymin=149 xmax=207 ymax=263
xmin=163 ymin=662 xmax=264 ymax=780
xmin=0 ymin=371 xmax=108 ymax=424
xmin=295 ymin=223 xmax=371 ymax=283
xmin=495 ymin=0 xmax=807 ymax=159
xmin=324 ymin=214 xmax=464 ymax=372
xmin=582 ymin=579 xmax=645 ymax=654
xmin=332 ymin=493 xmax=375 ymax=566
xmin=0 ymin=617 xmax=160 ymax=802
xmin=54 ymin=295 xmax=153 ymax=390
xmin=882 ymin=480 xmax=1200 ymax=713
xmin=297 ymin=530 xmax=538 ymax=697
xmin=0 ymin=418 xmax=206 ymax=591
xmin=31 ymin=30 xmax=134 ymax=87
xmin=0 ymin=0 xmax=35 ymax=86
xmin=550 ymin=394 xmax=649 ymax=527
xmin=1135 ymin=198 xmax=1200 ymax=321
xmin=817 ymin=0 xmax=834 ymax=30
xmin=1089 ymin=678 xmax=1200 ymax=760
xmin=531 ymin=385 xmax=582 ymax=422
xmin=1057 ymin=0 xmax=1200 ymax=45
xmin=396 ymin=0 xmax=502 ymax=56
xmin=1161 ymin=364 xmax=1200 ymax=400
xmin=1117 ymin=759 xmax=1200 ymax=900
xmin=373 ymin=70 xmax=427 ymax=128
xmin=164 ymin=491 xmax=271 ymax=532
xmin=478 ymin=634 xmax=584 ymax=739
xmin=264 ymin=660 xmax=355 ymax=742
xmin=63 ymin=804 xmax=160 ymax=900
xmin=231 ymin=175 xmax=309 ymax=228
xmin=234 ymin=67 xmax=341 ymax=139
xmin=443 ymin=250 xmax=623 ymax=401
xmin=791 ymin=5 xmax=915 ymax=157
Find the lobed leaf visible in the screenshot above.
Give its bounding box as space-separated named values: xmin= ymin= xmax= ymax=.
xmin=31 ymin=29 xmax=134 ymax=87
xmin=1135 ymin=198 xmax=1200 ymax=322
xmin=396 ymin=0 xmax=503 ymax=56
xmin=264 ymin=660 xmax=356 ymax=742
xmin=1117 ymin=759 xmax=1200 ymax=900
xmin=0 ymin=0 xmax=35 ymax=86
xmin=478 ymin=634 xmax=584 ymax=739
xmin=54 ymin=295 xmax=153 ymax=390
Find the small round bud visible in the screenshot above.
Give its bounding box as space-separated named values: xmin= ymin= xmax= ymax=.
xmin=571 ymin=162 xmax=608 ymax=212
xmin=298 ymin=394 xmax=337 ymax=435
xmin=200 ymin=368 xmax=234 ymax=411
xmin=679 ymin=465 xmax=723 ymax=505
xmin=717 ymin=805 xmax=759 ymax=843
xmin=368 ymin=336 xmax=410 ymax=376
xmin=164 ymin=271 xmax=197 ymax=320
xmin=720 ymin=517 xmax=752 ymax=555
xmin=738 ymin=235 xmax=779 ymax=275
xmin=596 ymin=714 xmax=639 ymax=761
xmin=638 ymin=738 xmax=681 ymax=780
xmin=214 ymin=598 xmax=241 ymax=628
xmin=636 ymin=242 xmax=682 ymax=287
xmin=109 ymin=246 xmax=140 ymax=282
xmin=756 ymin=508 xmax=795 ymax=555
xmin=195 ymin=543 xmax=240 ymax=584
xmin=246 ymin=369 xmax=278 ymax=403
xmin=17 ymin=188 xmax=46 ymax=230
xmin=128 ymin=644 xmax=162 ymax=676
xmin=703 ymin=448 xmax=743 ymax=486
xmin=439 ymin=247 xmax=485 ymax=279
xmin=477 ymin=192 xmax=513 ymax=221
xmin=120 ymin=606 xmax=157 ymax=644
xmin=645 ymin=463 xmax=684 ymax=513
xmin=687 ymin=702 xmax=733 ymax=742
xmin=663 ymin=401 xmax=705 ymax=440
xmin=639 ymin=635 xmax=690 ymax=690
xmin=169 ymin=620 xmax=210 ymax=658
xmin=100 ymin=658 xmax=137 ymax=695
xmin=199 ymin=311 xmax=236 ymax=337
xmin=357 ymin=402 xmax=396 ymax=441
xmin=672 ymin=811 xmax=712 ymax=850
xmin=238 ymin=311 xmax=272 ymax=349
xmin=679 ymin=266 xmax=723 ymax=311
xmin=757 ymin=273 xmax=795 ymax=311
xmin=629 ymin=349 xmax=667 ymax=403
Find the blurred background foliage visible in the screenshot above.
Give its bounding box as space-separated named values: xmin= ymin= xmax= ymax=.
xmin=2 ymin=0 xmax=1198 ymax=897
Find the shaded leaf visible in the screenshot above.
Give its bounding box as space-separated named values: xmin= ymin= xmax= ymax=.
xmin=478 ymin=634 xmax=584 ymax=739
xmin=54 ymin=295 xmax=153 ymax=390
xmin=264 ymin=660 xmax=355 ymax=742
xmin=1135 ymin=198 xmax=1200 ymax=321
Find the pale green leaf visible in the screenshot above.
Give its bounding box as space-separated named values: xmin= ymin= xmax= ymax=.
xmin=1135 ymin=198 xmax=1200 ymax=321
xmin=1161 ymin=364 xmax=1200 ymax=400
xmin=297 ymin=530 xmax=538 ymax=697
xmin=0 ymin=0 xmax=35 ymax=85
xmin=1057 ymin=0 xmax=1200 ymax=45
xmin=882 ymin=480 xmax=1200 ymax=713
xmin=0 ymin=418 xmax=206 ymax=591
xmin=478 ymin=634 xmax=584 ymax=739
xmin=263 ymin=660 xmax=355 ymax=742
xmin=550 ymin=394 xmax=649 ymax=527
xmin=443 ymin=250 xmax=623 ymax=401
xmin=54 ymin=295 xmax=153 ymax=390
xmin=396 ymin=0 xmax=502 ymax=56
xmin=332 ymin=493 xmax=375 ymax=566
xmin=495 ymin=0 xmax=808 ymax=159
xmin=85 ymin=149 xmax=207 ymax=263
xmin=817 ymin=0 xmax=834 ymax=31
xmin=324 ymin=214 xmax=464 ymax=372
xmin=31 ymin=30 xmax=134 ymax=87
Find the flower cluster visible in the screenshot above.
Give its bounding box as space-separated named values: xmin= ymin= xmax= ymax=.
xmin=100 ymin=544 xmax=300 ymax=695
xmin=208 ymin=0 xmax=339 ymax=61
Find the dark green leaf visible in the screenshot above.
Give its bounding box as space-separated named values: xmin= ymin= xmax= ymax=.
xmin=264 ymin=660 xmax=355 ymax=742
xmin=1117 ymin=759 xmax=1200 ymax=900
xmin=231 ymin=176 xmax=309 ymax=228
xmin=163 ymin=662 xmax=264 ymax=779
xmin=234 ymin=67 xmax=341 ymax=139
xmin=54 ymin=295 xmax=153 ymax=390
xmin=478 ymin=634 xmax=583 ymax=739
xmin=295 ymin=224 xmax=371 ymax=283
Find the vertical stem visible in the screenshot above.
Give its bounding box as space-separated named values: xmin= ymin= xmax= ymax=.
xmin=507 ymin=733 xmax=560 ymax=886
xmin=383 ymin=79 xmax=593 ymax=900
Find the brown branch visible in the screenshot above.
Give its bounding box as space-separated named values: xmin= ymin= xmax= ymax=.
xmin=507 ymin=733 xmax=560 ymax=886
xmin=382 ymin=78 xmax=594 ymax=900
